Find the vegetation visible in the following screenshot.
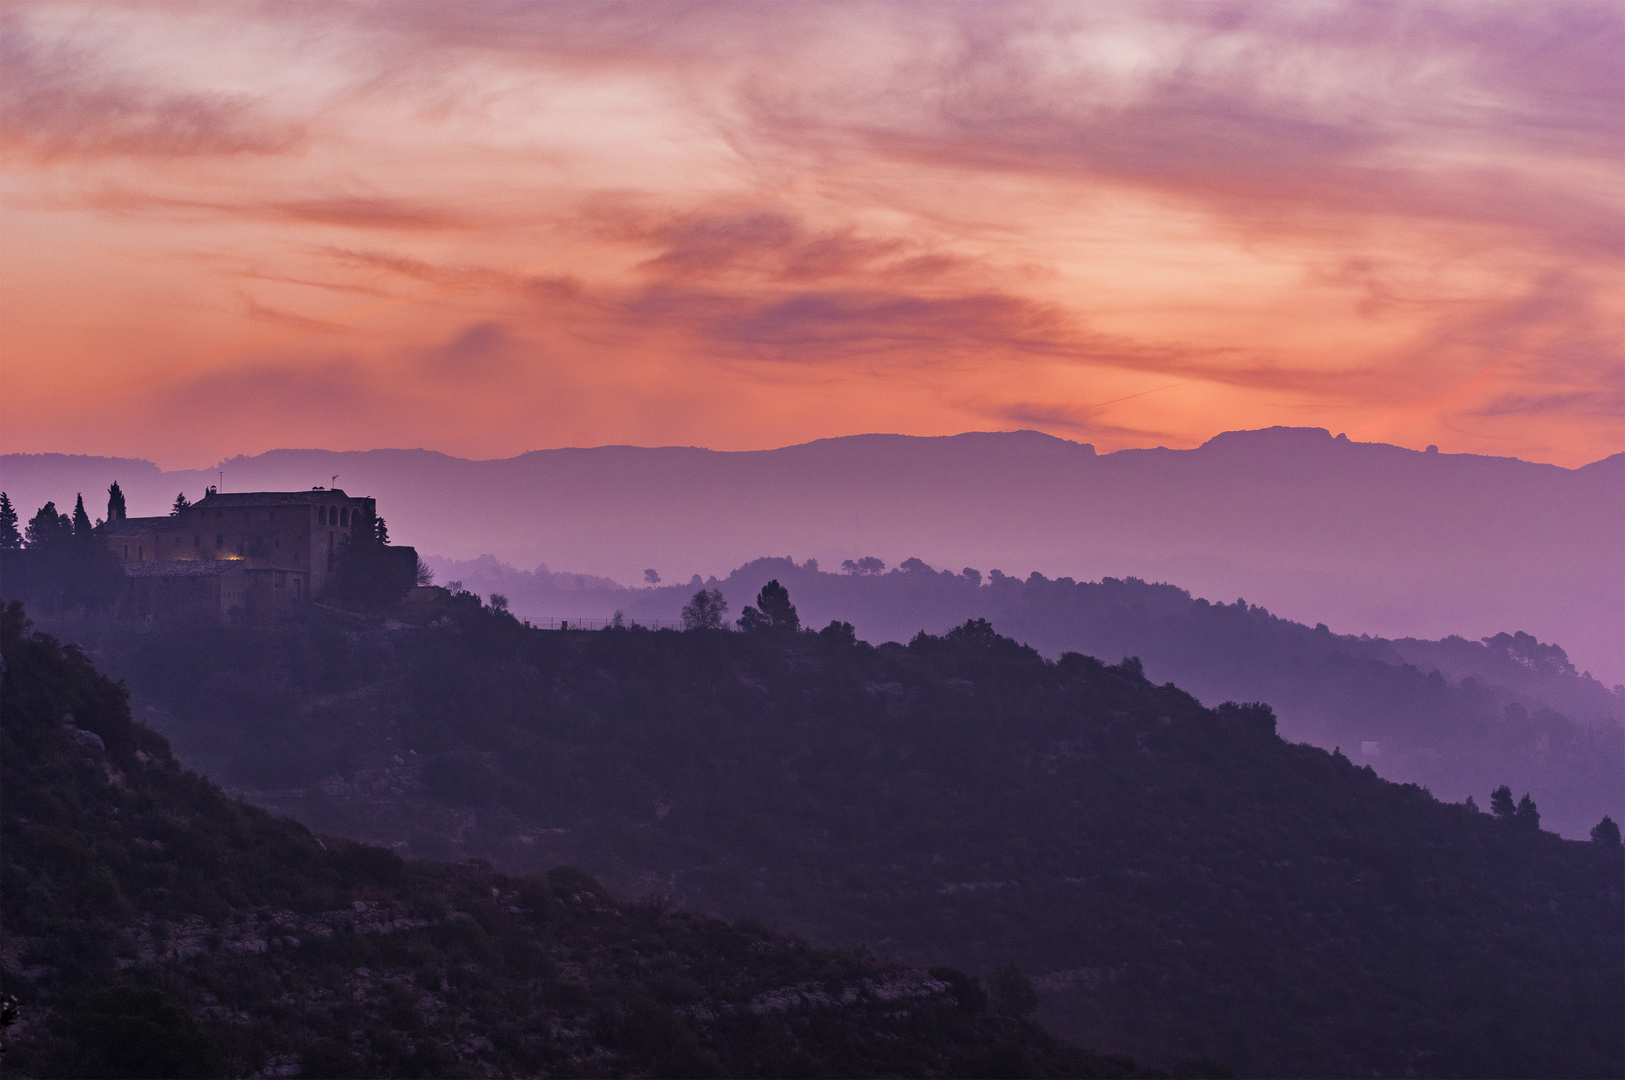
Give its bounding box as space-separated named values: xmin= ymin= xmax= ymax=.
xmin=0 ymin=602 xmax=1169 ymax=1079
xmin=43 ymin=590 xmax=1624 ymax=1078
xmin=327 ymin=518 xmax=416 ymax=611
xmin=0 ymin=497 xmax=122 ymax=615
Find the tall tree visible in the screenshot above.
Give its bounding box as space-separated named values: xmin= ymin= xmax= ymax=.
xmin=170 ymin=492 xmax=191 ymax=516
xmin=0 ymin=493 xmax=20 ymax=549
xmin=106 ymin=481 xmax=127 ymax=522
xmin=71 ymin=495 xmax=93 ymax=541
xmin=1515 ymin=794 xmax=1541 ymax=831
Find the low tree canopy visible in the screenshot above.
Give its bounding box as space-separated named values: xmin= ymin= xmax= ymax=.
xmin=680 ymin=588 xmax=728 ymax=631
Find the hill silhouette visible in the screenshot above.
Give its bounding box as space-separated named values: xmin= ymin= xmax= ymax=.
xmin=42 ymin=592 xmax=1624 ymax=1078
xmin=0 ymin=603 xmax=1152 ymax=1079
xmin=3 ymin=426 xmax=1619 ymax=681
xmin=414 ymin=556 xmax=1624 ymax=840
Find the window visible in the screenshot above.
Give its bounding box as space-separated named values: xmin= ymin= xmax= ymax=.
xmin=340 ymin=507 xmax=349 ymax=526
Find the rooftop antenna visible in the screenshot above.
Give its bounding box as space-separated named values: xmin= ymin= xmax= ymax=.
xmin=332 ymin=475 xmax=339 ymax=490
xmin=218 ymin=470 xmax=223 ymax=493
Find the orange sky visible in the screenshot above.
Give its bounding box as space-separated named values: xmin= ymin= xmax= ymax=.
xmin=2 ymin=2 xmax=1620 ymax=468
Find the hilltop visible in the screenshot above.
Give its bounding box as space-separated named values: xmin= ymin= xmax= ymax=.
xmin=43 ymin=592 xmax=1624 ymax=1078
xmin=421 ymin=556 xmax=1624 ymax=839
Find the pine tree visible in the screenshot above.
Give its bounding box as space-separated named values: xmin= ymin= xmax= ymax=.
xmin=171 ymin=492 xmax=191 ymax=516
xmin=24 ymin=502 xmax=65 ymax=549
xmin=1489 ymin=785 xmax=1516 ymax=819
xmin=738 ymin=580 xmax=799 ymax=633
xmin=0 ymin=493 xmax=20 ymax=550
xmin=1592 ymin=816 xmax=1621 ymax=846
xmin=106 ymin=481 xmax=127 ymax=522
xmin=1515 ymin=794 xmax=1540 ymax=831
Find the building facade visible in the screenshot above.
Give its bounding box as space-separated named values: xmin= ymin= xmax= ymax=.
xmin=100 ymin=488 xmax=390 ymax=620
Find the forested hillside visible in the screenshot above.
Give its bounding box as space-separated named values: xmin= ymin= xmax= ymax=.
xmin=428 ymin=556 xmax=1625 ymax=838
xmin=44 ymin=593 xmax=1624 ymax=1078
xmin=0 ymin=604 xmax=1157 ymax=1079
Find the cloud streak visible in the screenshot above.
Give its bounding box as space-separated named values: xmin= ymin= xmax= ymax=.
xmin=0 ymin=1 xmax=1619 ymax=466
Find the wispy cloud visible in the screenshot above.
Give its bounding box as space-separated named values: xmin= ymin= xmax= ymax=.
xmin=2 ymin=1 xmax=1618 ymax=466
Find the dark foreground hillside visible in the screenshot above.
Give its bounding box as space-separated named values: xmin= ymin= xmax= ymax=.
xmin=0 ymin=605 xmax=1159 ymax=1079
xmin=47 ymin=595 xmax=1625 ymax=1078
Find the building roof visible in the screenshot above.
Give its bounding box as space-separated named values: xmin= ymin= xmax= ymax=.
xmin=123 ymin=559 xmax=244 ymax=579
xmin=99 ymin=516 xmax=173 ymax=537
xmin=194 ymin=489 xmax=358 ymax=508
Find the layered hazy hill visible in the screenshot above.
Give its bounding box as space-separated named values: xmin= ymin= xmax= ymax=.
xmin=3 ymin=428 xmax=1620 ymax=681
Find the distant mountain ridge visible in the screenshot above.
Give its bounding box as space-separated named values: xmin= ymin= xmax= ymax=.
xmin=3 ymin=427 xmax=1621 ymax=680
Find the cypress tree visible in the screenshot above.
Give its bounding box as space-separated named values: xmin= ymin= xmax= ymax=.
xmin=72 ymin=495 xmax=93 ymax=541
xmin=106 ymin=481 xmax=127 ymax=522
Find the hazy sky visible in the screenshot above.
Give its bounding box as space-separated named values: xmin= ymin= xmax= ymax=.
xmin=2 ymin=2 xmax=1620 ymax=468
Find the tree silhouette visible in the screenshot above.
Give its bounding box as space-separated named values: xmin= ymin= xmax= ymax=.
xmin=1515 ymin=793 xmax=1540 ymax=831
xmin=644 ymin=569 xmax=661 ymax=585
xmin=1489 ymin=785 xmax=1516 ymax=820
xmin=841 ymin=556 xmax=886 ymax=575
xmin=0 ymin=493 xmax=20 ymax=550
xmin=24 ymin=502 xmax=68 ymax=549
xmin=71 ymin=495 xmax=93 ymax=541
xmin=738 ymin=579 xmax=799 ymax=633
xmin=105 ymin=482 xmax=126 ymax=523
xmin=1591 ymin=816 xmax=1621 ymax=846
xmin=170 ymin=492 xmax=191 ymax=516
xmin=681 ymin=588 xmax=728 ymax=631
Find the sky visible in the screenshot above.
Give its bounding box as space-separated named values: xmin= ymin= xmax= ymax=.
xmin=1 ymin=1 xmax=1620 ymax=469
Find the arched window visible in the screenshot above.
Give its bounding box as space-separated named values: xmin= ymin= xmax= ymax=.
xmin=328 ymin=505 xmax=337 ymax=525
xmin=317 ymin=507 xmax=327 ymax=526
xmin=340 ymin=507 xmax=349 ymax=527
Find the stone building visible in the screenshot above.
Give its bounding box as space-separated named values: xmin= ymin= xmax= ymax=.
xmin=100 ymin=488 xmax=409 ymax=621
